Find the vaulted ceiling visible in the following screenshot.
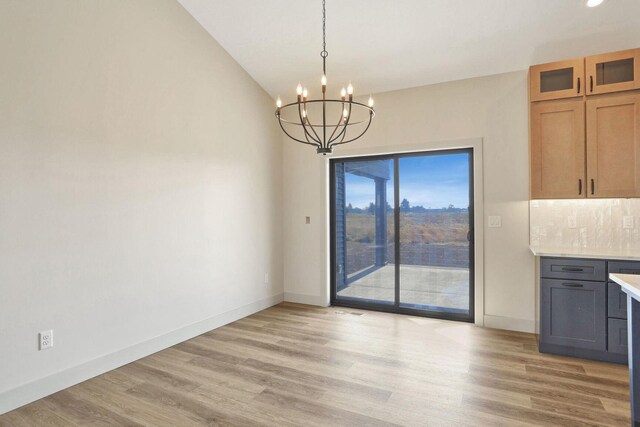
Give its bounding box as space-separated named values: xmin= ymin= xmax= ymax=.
xmin=179 ymin=0 xmax=640 ymax=98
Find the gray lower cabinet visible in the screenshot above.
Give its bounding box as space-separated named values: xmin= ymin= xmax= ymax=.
xmin=608 ymin=318 xmax=628 ymax=355
xmin=608 ymin=283 xmax=628 ymax=320
xmin=539 ymin=256 xmax=638 ymax=364
xmin=540 ymin=278 xmax=606 ymax=351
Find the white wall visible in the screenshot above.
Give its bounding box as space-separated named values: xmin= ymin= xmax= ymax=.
xmin=0 ymin=0 xmax=283 ymax=412
xmin=283 ymin=71 xmax=535 ymax=332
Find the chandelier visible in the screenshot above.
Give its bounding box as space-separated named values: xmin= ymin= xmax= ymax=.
xmin=275 ymin=0 xmax=375 ymax=155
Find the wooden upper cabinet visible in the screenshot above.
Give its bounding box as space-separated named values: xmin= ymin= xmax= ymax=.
xmin=530 ymin=58 xmax=585 ymax=102
xmin=586 ymin=48 xmax=640 ymax=96
xmin=531 ymin=99 xmax=586 ymax=199
xmin=586 ymin=92 xmax=640 ymax=198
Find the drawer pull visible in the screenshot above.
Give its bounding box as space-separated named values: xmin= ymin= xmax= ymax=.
xmin=561 ymin=267 xmax=584 ymax=272
xmin=562 ymin=283 xmax=584 ymax=288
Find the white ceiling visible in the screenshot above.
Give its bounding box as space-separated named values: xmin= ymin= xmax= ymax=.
xmin=179 ymin=0 xmax=640 ymax=99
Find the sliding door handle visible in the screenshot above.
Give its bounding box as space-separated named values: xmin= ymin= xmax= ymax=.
xmin=591 ymin=179 xmax=595 ymax=195
xmin=578 ymin=179 xmax=582 ymax=195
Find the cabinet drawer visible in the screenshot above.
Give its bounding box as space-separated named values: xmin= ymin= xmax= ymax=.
xmin=608 ymin=283 xmax=628 ymax=319
xmin=609 ymin=260 xmax=640 ymax=276
xmin=540 ymin=258 xmax=606 ymax=281
xmin=540 ymin=279 xmax=606 ymax=351
xmin=608 ymin=318 xmax=628 ymax=355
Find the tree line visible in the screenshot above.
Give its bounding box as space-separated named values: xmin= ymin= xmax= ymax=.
xmin=345 ymin=199 xmax=467 ymax=214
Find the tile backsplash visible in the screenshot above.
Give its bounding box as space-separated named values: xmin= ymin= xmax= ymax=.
xmin=530 ymin=199 xmax=640 ymax=250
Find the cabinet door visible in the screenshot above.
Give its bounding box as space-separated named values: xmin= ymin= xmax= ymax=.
xmin=586 ymin=92 xmax=640 ymax=198
xmin=540 ymin=279 xmax=606 ymax=351
xmin=531 ymin=99 xmax=586 ymax=199
xmin=530 ymin=59 xmax=585 ymax=102
xmin=607 ymin=318 xmax=628 ymax=355
xmin=586 ymin=48 xmax=640 ymax=95
xmin=608 ymin=283 xmax=628 ymax=320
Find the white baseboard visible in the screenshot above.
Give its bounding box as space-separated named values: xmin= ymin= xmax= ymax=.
xmin=284 ymin=292 xmax=328 ymax=307
xmin=0 ymin=293 xmax=284 ymax=415
xmin=483 ymin=314 xmax=535 ymax=333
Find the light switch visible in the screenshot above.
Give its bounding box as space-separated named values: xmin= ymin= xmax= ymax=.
xmin=305 ymin=216 xmax=311 ymax=224
xmin=623 ymin=216 xmax=634 ymax=229
xmin=488 ymin=216 xmax=501 ymax=228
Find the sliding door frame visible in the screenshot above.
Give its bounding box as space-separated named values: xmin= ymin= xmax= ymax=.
xmin=330 ymin=148 xmax=475 ymax=323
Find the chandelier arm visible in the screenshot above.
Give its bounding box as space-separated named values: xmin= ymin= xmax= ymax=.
xmin=298 ymin=102 xmax=322 ymax=144
xmin=327 ymin=100 xmax=346 ymax=142
xmin=330 ymin=111 xmax=374 ymax=146
xmin=300 ymin=116 xmax=319 ymax=146
xmin=277 ymin=114 xmax=321 ymax=147
xmin=328 ymin=121 xmax=347 ymax=145
xmin=328 ymin=101 xmax=353 ymax=145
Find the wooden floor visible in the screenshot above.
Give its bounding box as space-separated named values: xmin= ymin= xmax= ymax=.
xmin=0 ymin=303 xmax=631 ymax=426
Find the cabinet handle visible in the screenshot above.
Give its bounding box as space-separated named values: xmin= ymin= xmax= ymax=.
xmin=578 ymin=179 xmax=582 ymax=195
xmin=577 ymin=77 xmax=581 ymax=94
xmin=590 ymin=75 xmax=594 ymax=92
xmin=562 ymin=283 xmax=584 ymax=288
xmin=561 ymin=267 xmax=584 ymax=272
xmin=591 ymin=179 xmax=595 ymax=195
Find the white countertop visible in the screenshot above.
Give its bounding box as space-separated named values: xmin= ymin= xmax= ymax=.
xmin=610 ymin=274 xmax=640 ymax=301
xmin=530 ymin=246 xmax=640 ymax=261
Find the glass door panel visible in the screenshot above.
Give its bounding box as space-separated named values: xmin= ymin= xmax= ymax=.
xmin=333 ymin=159 xmax=395 ymax=305
xmin=398 ymin=152 xmax=472 ymax=316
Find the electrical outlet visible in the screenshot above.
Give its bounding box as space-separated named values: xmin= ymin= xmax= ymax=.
xmin=264 ymin=273 xmax=269 ymax=285
xmin=39 ymin=330 xmax=53 ymax=350
xmin=568 ymin=216 xmax=577 ymax=229
xmin=623 ymin=216 xmax=634 ymax=229
xmin=488 ymin=216 xmax=501 ymax=228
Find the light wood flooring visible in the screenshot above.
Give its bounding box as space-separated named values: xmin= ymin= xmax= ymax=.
xmin=0 ymin=302 xmax=631 ymax=426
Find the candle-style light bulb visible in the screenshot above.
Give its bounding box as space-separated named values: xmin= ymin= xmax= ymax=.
xmin=343 ymin=108 xmax=349 ymax=118
xmin=296 ymin=83 xmax=303 ymax=96
xmin=302 ymin=88 xmax=308 ymax=99
xmin=347 ymin=83 xmax=354 ymax=95
xmin=321 ymin=75 xmax=327 ymax=86
xmin=276 ymin=97 xmax=282 ymax=108
xmin=340 ymin=87 xmax=346 ymax=99
xmin=368 ymin=96 xmax=374 ymax=107
xmin=302 ymin=109 xmax=307 ymax=118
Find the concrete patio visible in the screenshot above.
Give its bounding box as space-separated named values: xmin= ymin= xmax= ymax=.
xmin=337 ymin=264 xmax=470 ymax=312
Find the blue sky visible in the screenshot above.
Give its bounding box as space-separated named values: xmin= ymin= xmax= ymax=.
xmin=344 ymin=153 xmax=470 ymax=209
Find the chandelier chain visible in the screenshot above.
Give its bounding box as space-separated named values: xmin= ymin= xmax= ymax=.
xmin=321 ymin=0 xmax=327 ymax=73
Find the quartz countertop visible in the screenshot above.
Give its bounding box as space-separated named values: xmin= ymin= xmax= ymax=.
xmin=610 ymin=274 xmax=640 ymax=301
xmin=530 ymin=246 xmax=640 ymax=261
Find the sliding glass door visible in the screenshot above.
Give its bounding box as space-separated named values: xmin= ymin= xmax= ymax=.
xmin=330 ymin=149 xmax=474 ymax=322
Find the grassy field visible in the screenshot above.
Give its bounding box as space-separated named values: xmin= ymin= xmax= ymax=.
xmin=345 ymin=211 xmax=469 ymax=245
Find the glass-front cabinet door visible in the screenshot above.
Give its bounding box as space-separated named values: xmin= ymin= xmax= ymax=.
xmin=530 ymin=58 xmax=585 ymax=102
xmin=586 ymin=48 xmax=640 ymax=95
